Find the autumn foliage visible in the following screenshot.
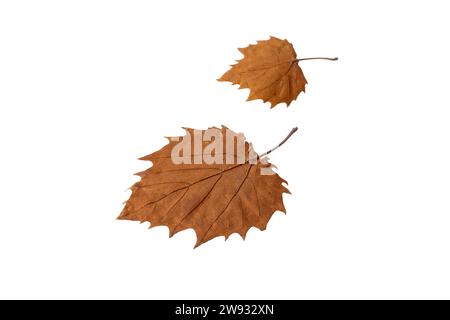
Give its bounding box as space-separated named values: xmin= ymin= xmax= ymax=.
xmin=119 ymin=36 xmax=336 ymax=247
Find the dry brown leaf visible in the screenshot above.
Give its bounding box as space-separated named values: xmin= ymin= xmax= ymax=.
xmin=118 ymin=126 xmax=292 ymax=248
xmin=218 ymin=36 xmax=337 ymax=108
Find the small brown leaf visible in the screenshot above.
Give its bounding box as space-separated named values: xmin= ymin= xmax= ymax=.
xmin=218 ymin=36 xmax=337 ymax=108
xmin=219 ymin=36 xmax=306 ymax=108
xmin=118 ymin=126 xmax=291 ymax=248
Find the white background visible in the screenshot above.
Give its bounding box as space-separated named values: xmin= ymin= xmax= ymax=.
xmin=1 ymin=0 xmax=450 ymax=299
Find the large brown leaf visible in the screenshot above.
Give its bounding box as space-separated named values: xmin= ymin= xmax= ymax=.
xmin=218 ymin=36 xmax=307 ymax=108
xmin=118 ymin=126 xmax=290 ymax=248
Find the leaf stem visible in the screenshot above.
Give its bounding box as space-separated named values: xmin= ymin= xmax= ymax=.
xmin=258 ymin=127 xmax=298 ymax=159
xmin=295 ymin=57 xmax=338 ymax=62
